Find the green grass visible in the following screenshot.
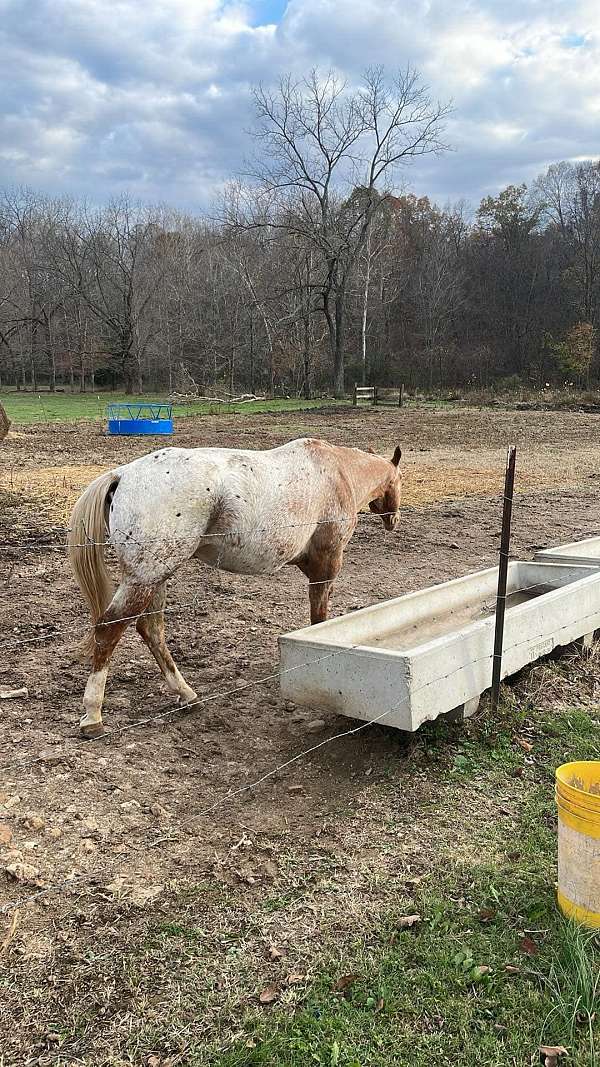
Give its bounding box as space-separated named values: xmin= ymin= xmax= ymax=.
xmin=0 ymin=392 xmax=346 ymax=425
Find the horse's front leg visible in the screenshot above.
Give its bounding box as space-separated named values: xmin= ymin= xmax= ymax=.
xmin=298 ymin=547 xmax=344 ymax=625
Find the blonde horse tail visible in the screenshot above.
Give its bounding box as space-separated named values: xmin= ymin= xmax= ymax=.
xmin=68 ymin=471 xmax=120 ymax=658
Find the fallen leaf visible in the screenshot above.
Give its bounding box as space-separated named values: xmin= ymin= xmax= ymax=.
xmin=267 ymin=944 xmax=284 ymax=961
xmin=375 ymin=996 xmax=385 ymax=1012
xmin=147 ymin=1056 xmax=162 ymax=1067
xmin=398 ymin=914 xmax=421 ymax=928
xmin=259 ymin=985 xmax=279 ymax=1005
xmin=505 ymin=964 xmax=521 ymax=974
xmin=471 ymin=965 xmax=492 ymax=980
xmin=540 ymin=1045 xmax=568 ymax=1067
xmin=286 ymin=972 xmax=305 ymax=985
xmin=519 ymin=936 xmax=539 ymax=956
xmin=517 ymin=739 xmax=533 ymax=753
xmin=478 ymin=909 xmax=496 ymax=923
xmin=332 ymin=973 xmax=358 ymax=993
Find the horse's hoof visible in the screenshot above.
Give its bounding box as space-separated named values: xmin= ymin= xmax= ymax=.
xmin=80 ymin=721 xmax=106 ymax=739
xmin=178 ymin=692 xmax=198 ymax=708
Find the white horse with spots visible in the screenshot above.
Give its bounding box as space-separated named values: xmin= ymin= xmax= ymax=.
xmin=68 ymin=438 xmax=402 ymax=737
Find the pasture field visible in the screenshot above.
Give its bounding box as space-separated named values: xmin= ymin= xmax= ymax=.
xmin=1 ymin=402 xmax=600 ymax=1065
xmin=0 ymin=392 xmax=344 ymax=425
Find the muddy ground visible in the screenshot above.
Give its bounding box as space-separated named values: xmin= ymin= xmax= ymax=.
xmin=1 ymin=403 xmax=600 ymax=1062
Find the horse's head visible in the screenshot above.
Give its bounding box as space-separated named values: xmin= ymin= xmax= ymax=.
xmin=368 ymin=445 xmax=402 ymax=531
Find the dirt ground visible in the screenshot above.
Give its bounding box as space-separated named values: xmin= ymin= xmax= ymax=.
xmin=1 ymin=403 xmax=600 ymax=1062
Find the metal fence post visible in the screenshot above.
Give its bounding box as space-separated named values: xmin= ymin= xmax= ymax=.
xmin=491 ymin=446 xmax=517 ymax=712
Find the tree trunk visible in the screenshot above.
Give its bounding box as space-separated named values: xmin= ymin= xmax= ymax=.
xmin=333 ymin=289 xmax=346 ymax=398
xmin=0 ymin=401 xmax=10 ymax=442
xmin=360 ymin=228 xmax=372 ymax=386
xmin=46 ymin=317 xmax=56 ymax=392
xmin=249 ymin=311 xmax=255 ymax=394
xmin=302 ymin=302 xmax=311 ymax=400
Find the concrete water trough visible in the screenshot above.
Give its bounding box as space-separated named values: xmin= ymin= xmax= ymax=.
xmin=279 ymin=562 xmax=600 ymax=732
xmin=535 ymin=536 xmax=600 ymax=568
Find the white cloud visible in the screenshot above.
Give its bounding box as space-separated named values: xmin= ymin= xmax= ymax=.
xmin=0 ymin=0 xmax=598 ymax=207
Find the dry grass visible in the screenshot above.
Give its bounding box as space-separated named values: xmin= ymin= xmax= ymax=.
xmin=0 ymin=465 xmax=105 ymax=525
xmin=0 ymin=456 xmax=592 ymax=525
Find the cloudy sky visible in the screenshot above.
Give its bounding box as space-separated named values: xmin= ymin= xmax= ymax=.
xmin=0 ymin=0 xmax=598 ymax=212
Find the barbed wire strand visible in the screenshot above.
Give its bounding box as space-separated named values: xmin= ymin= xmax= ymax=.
xmin=1 ymin=560 xmax=598 ymax=658
xmin=2 ymin=583 xmax=600 ymax=775
xmin=5 ymin=593 xmax=600 ymax=917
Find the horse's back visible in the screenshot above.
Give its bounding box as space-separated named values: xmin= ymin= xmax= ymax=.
xmin=106 ymin=440 xmax=347 ymax=580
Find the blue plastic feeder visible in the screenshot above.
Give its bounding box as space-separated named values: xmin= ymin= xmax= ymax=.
xmin=107 ymin=402 xmax=174 ymax=436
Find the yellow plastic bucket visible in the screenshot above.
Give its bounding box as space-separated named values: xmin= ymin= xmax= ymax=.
xmin=556 ymin=761 xmax=600 ymax=928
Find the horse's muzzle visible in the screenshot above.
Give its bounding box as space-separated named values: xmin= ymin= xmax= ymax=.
xmin=383 ymin=513 xmax=400 ymax=532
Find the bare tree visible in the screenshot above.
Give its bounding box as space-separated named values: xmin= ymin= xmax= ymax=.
xmin=235 ymin=66 xmax=450 ymax=396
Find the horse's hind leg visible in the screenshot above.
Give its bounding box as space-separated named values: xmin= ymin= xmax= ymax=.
xmin=80 ymin=582 xmax=153 ymax=738
xmin=136 ymin=584 xmax=197 ymax=706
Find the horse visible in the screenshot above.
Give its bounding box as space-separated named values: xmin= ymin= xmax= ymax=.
xmin=68 ymin=437 xmax=402 ymax=737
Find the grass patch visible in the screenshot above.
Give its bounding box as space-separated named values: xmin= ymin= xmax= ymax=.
xmin=202 ymin=683 xmax=600 ymax=1067
xmin=1 ymin=392 xmax=346 ymax=425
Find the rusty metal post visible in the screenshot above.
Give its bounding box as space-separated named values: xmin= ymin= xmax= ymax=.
xmin=491 ymin=446 xmax=517 ymax=712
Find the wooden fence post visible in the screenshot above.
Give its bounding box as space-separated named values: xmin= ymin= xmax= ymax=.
xmin=373 ymin=387 xmax=379 ymax=406
xmin=353 ymin=384 xmax=358 ymax=407
xmin=399 ymin=383 xmax=404 ymax=408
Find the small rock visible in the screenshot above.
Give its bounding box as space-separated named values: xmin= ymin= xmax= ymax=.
xmin=81 ymin=838 xmax=98 ymax=853
xmin=4 ymin=795 xmax=21 ymax=810
xmin=120 ymin=800 xmax=141 ymax=813
xmin=305 ymin=719 xmax=326 ymax=733
xmin=83 ymin=816 xmax=100 ymax=832
xmin=150 ymin=803 xmax=171 ymax=819
xmin=45 ymin=827 xmax=62 ymax=840
xmin=288 ymin=785 xmax=304 ymax=794
xmin=22 ymin=814 xmax=45 ymax=831
xmin=5 ymin=860 xmax=40 ymax=883
xmin=39 ymin=750 xmax=66 ymax=767
xmin=0 ymin=686 xmax=29 ymax=701
xmin=0 ymin=825 xmax=13 ymax=846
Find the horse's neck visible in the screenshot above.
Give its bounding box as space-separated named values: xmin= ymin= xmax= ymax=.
xmin=340 ymin=450 xmax=391 ymax=506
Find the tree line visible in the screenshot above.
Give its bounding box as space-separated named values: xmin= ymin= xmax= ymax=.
xmin=0 ymin=67 xmax=598 ymax=398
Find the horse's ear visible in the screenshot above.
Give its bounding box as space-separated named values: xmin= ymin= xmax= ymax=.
xmin=391 ymin=446 xmax=402 ymax=467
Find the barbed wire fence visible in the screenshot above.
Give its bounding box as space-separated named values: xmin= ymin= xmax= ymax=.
xmin=1 ymin=471 xmax=600 ymax=922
